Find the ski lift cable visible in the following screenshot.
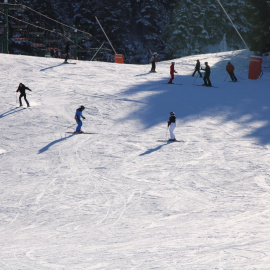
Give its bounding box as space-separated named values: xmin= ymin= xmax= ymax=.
xmin=22 ymin=4 xmax=102 ymax=45
xmin=0 ymin=10 xmax=75 ymax=44
xmin=1 ymin=10 xmax=111 ymax=53
xmin=23 ymin=5 xmax=92 ymax=37
xmin=0 ymin=3 xmax=101 ymax=45
xmin=215 ymin=0 xmax=250 ymax=52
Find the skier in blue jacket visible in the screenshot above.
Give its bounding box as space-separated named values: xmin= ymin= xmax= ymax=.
xmin=74 ymin=106 xmax=85 ymax=133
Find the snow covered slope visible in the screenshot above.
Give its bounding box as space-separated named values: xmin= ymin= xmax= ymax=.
xmin=1 ymin=50 xmax=270 ymax=269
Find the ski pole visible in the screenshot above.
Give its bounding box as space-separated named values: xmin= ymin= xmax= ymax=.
xmin=166 ymin=126 xmax=169 ymax=140
xmin=224 ymin=73 xmax=229 ymax=81
xmin=67 ymin=123 xmax=74 ymax=129
xmin=235 ymin=73 xmax=244 ymax=80
xmin=193 ymin=73 xmax=199 ymax=83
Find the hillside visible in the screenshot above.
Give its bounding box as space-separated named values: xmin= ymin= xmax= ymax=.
xmin=1 ymin=50 xmax=270 ymax=269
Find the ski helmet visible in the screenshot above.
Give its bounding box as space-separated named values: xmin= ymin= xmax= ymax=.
xmin=205 ymin=62 xmax=208 ymax=65
xmin=170 ymin=112 xmax=175 ymax=116
xmin=171 ymin=62 xmax=175 ymax=65
xmin=80 ymin=105 xmax=85 ymax=110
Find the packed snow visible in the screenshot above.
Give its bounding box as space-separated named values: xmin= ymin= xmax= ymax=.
xmin=1 ymin=50 xmax=270 ymax=269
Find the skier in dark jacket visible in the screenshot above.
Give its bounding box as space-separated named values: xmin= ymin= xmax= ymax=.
xmin=201 ymin=62 xmax=212 ymax=87
xmin=64 ymin=42 xmax=70 ymax=63
xmin=74 ymin=105 xmax=85 ymax=133
xmin=167 ymin=112 xmax=176 ymax=141
xmin=192 ymin=60 xmax=202 ymax=77
xmin=150 ymin=53 xmax=158 ymax=72
xmin=16 ymin=83 xmax=32 ymax=107
xmin=226 ymin=62 xmax=237 ymax=82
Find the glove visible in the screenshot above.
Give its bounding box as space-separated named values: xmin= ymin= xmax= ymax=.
xmin=82 ymin=117 xmax=85 ymax=120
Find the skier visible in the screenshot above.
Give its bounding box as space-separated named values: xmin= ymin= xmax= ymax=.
xmin=50 ymin=49 xmax=55 ymax=58
xmin=168 ymin=62 xmax=178 ymax=84
xmin=150 ymin=52 xmax=158 ymax=72
xmin=167 ymin=112 xmax=176 ymax=141
xmin=201 ymin=62 xmax=212 ymax=87
xmin=16 ymin=83 xmax=32 ymax=107
xmin=64 ymin=42 xmax=70 ymax=63
xmin=226 ymin=62 xmax=237 ymax=82
xmin=192 ymin=60 xmax=202 ymax=77
xmin=74 ymin=105 xmax=86 ymax=133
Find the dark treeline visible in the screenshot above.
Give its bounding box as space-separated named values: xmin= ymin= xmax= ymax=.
xmin=4 ymin=0 xmax=270 ymax=63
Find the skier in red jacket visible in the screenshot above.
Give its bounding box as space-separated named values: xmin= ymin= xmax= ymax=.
xmin=226 ymin=62 xmax=237 ymax=82
xmin=168 ymin=62 xmax=177 ymax=84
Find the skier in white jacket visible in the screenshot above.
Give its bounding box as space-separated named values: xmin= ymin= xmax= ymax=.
xmin=167 ymin=112 xmax=176 ymax=141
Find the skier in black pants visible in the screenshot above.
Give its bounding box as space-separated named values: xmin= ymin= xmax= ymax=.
xmin=16 ymin=83 xmax=32 ymax=107
xmin=226 ymin=62 xmax=237 ymax=82
xmin=192 ymin=60 xmax=202 ymax=77
xmin=64 ymin=42 xmax=70 ymax=63
xmin=150 ymin=53 xmax=158 ymax=72
xmin=201 ymin=62 xmax=212 ymax=87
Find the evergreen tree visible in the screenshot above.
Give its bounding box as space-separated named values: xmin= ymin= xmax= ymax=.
xmin=164 ymin=0 xmax=256 ymax=59
xmin=4 ymin=0 xmax=269 ymax=62
xmin=248 ymin=0 xmax=270 ymax=53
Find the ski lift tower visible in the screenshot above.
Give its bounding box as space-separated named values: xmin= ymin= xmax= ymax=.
xmin=95 ymin=16 xmax=124 ymax=63
xmin=2 ymin=0 xmax=9 ymax=53
xmin=73 ymin=28 xmax=77 ymax=59
xmin=1 ymin=0 xmax=24 ymax=53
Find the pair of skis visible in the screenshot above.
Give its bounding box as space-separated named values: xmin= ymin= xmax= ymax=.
xmin=66 ymin=132 xmax=95 ymax=134
xmin=157 ymin=139 xmax=184 ymax=143
xmin=163 ymin=83 xmax=183 ymax=85
xmin=63 ymin=62 xmax=77 ymax=65
xmin=193 ymin=84 xmax=218 ymax=88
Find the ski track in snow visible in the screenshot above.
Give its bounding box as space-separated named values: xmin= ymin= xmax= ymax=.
xmin=1 ymin=51 xmax=270 ymax=269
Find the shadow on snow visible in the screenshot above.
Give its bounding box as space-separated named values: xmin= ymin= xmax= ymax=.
xmin=40 ymin=62 xmax=66 ymax=72
xmin=139 ymin=143 xmax=168 ymax=156
xmin=38 ymin=134 xmax=74 ymax=154
xmin=0 ymin=107 xmax=26 ymax=119
xmin=120 ymin=53 xmax=270 ymax=145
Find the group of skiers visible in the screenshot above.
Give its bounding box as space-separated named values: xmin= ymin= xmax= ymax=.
xmin=192 ymin=59 xmax=237 ymax=85
xmin=150 ymin=53 xmax=237 ymax=86
xmin=148 ymin=53 xmax=238 ymax=141
xmin=16 ymin=82 xmax=86 ymax=133
xmin=16 ymin=53 xmax=238 ymax=139
xmin=73 ymin=55 xmax=238 ymax=137
xmin=169 ymin=59 xmax=237 ymax=86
